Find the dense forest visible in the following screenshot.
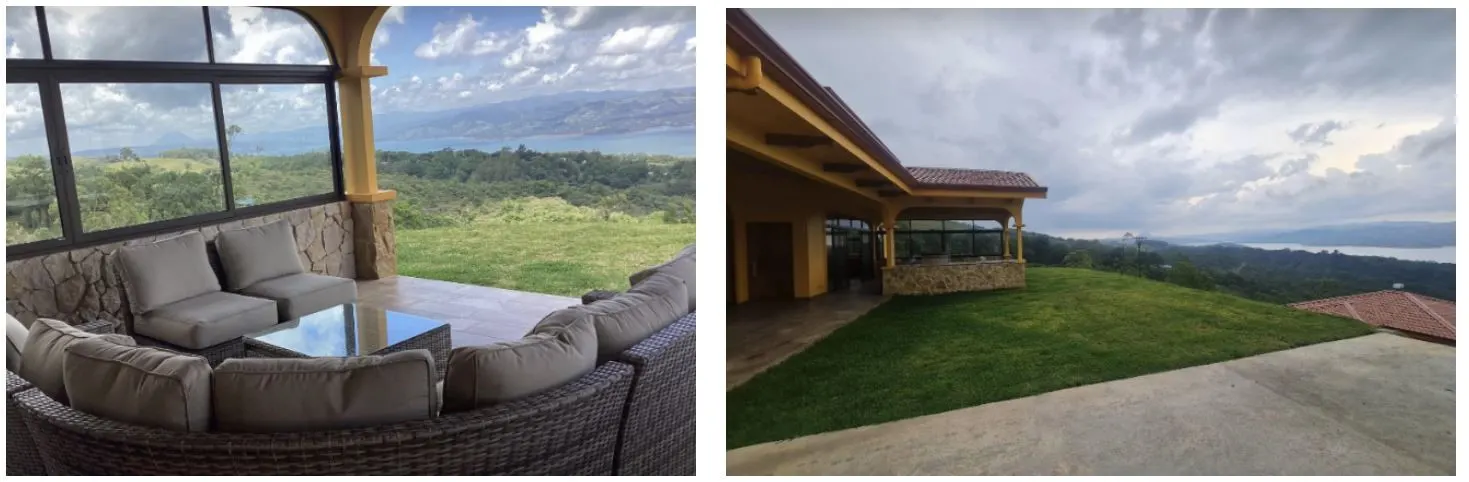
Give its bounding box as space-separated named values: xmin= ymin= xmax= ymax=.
xmin=6 ymin=145 xmax=695 ymax=245
xmin=1013 ymin=232 xmax=1455 ymax=303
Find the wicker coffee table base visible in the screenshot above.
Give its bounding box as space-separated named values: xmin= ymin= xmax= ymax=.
xmin=243 ymin=324 xmax=451 ymax=380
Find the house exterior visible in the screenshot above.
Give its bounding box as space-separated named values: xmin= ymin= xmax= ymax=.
xmin=726 ymin=9 xmax=1048 ymax=304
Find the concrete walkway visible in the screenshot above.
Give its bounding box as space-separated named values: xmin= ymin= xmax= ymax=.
xmin=726 ymin=289 xmax=888 ymax=390
xmin=727 ymin=333 xmax=1455 ymax=475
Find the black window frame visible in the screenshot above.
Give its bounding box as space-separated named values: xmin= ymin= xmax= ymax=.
xmin=6 ymin=6 xmax=344 ymax=261
xmin=894 ymin=219 xmax=1006 ymax=259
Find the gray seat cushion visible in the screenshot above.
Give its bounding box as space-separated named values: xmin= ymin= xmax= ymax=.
xmin=63 ymin=337 xmax=212 ymax=432
xmin=213 ymin=350 xmax=438 ymax=433
xmin=135 ymin=291 xmax=278 ymax=349
xmin=630 ymin=244 xmax=695 ymax=311
xmin=583 ymin=272 xmax=690 ymax=360
xmin=215 ymin=220 xmax=306 ymax=291
xmin=116 ymin=232 xmax=222 ymax=314
xmin=18 ymin=318 xmax=136 ymax=405
xmin=442 ymin=312 xmax=596 ymax=412
xmin=239 ymin=273 xmax=358 ymax=320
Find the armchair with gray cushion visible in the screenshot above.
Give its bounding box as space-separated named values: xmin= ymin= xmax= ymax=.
xmin=215 ymin=220 xmax=357 ymax=321
xmin=581 ymin=243 xmax=695 ymax=311
xmin=115 ymin=231 xmax=278 ymax=364
xmin=5 ymin=315 xmax=115 ymax=476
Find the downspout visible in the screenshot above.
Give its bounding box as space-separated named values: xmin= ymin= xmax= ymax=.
xmin=728 ymin=55 xmax=763 ymax=94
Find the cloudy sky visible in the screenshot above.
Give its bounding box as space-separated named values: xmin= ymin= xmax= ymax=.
xmin=5 ymin=6 xmax=694 ymax=157
xmin=748 ymin=9 xmax=1456 ymax=238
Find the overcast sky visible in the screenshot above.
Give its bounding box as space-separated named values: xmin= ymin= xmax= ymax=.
xmin=748 ymin=9 xmax=1456 ymax=238
xmin=5 ymin=6 xmax=694 ymax=157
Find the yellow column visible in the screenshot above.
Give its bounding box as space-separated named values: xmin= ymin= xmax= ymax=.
xmin=1015 ymin=221 xmax=1026 ymax=264
xmin=338 ymin=66 xmax=395 ymax=202
xmin=882 ymin=208 xmax=898 ymax=268
xmin=1002 ymin=223 xmax=1011 ymax=259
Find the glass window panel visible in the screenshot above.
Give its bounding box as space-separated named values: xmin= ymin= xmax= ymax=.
xmin=220 ymin=84 xmax=333 ymax=206
xmin=6 ymin=7 xmax=42 ymax=59
xmin=947 ymin=232 xmax=974 ymax=257
xmin=6 ymin=84 xmax=63 ymax=245
xmin=909 ymin=220 xmax=944 ymax=231
xmin=46 ymin=7 xmax=208 ymax=62
xmin=209 ymin=7 xmax=330 ymax=65
xmin=913 ymin=232 xmax=943 ymax=255
xmin=60 ymin=83 xmax=224 ymax=232
xmin=976 ymin=232 xmax=1002 ymax=255
xmin=944 ymin=220 xmax=974 ymax=231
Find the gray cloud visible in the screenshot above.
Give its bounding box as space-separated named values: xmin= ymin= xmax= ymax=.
xmin=748 ymin=8 xmax=1455 ymax=236
xmin=1288 ymin=120 xmax=1348 ymax=146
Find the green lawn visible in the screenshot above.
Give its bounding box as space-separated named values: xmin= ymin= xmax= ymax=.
xmin=726 ymin=267 xmax=1375 ymax=449
xmin=396 ymin=221 xmax=695 ymax=297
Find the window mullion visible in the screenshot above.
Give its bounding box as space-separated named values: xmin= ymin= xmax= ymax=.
xmin=37 ymin=78 xmax=83 ymax=243
xmin=210 ymin=82 xmax=235 ymax=212
xmin=35 ymin=7 xmax=53 ymax=60
xmin=202 ymin=6 xmax=217 ymax=64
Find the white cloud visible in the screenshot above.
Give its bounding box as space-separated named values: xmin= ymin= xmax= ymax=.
xmin=597 ymin=25 xmax=681 ymax=55
xmin=414 ymin=14 xmax=511 ymax=59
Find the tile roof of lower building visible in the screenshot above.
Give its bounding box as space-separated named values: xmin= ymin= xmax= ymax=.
xmin=905 ymin=166 xmax=1046 ymax=192
xmin=1290 ymin=290 xmax=1455 ymax=341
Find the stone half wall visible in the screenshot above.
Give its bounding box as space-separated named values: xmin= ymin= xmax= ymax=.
xmin=6 ymin=201 xmax=354 ymax=325
xmin=881 ymin=261 xmax=1026 ymax=296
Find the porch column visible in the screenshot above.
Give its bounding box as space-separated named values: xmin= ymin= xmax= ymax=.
xmin=1015 ymin=221 xmax=1026 ymax=264
xmin=882 ymin=208 xmax=898 ymax=268
xmin=1002 ymin=225 xmax=1011 ymax=259
xmin=298 ymin=6 xmax=400 ymax=280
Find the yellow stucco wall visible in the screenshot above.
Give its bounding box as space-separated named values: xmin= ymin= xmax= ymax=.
xmin=728 ymin=149 xmax=884 ymax=303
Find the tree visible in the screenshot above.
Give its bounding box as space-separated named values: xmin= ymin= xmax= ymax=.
xmin=1061 ymin=250 xmax=1094 ymax=269
xmin=1122 ymin=232 xmax=1149 ymax=277
xmin=119 ymin=147 xmax=139 ymax=162
xmin=1167 ymin=258 xmax=1214 ymax=291
xmin=226 ymin=124 xmax=243 ymax=150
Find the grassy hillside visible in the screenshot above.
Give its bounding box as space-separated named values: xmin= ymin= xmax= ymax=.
xmin=727 ymin=267 xmax=1376 ymax=448
xmin=397 ymin=221 xmax=695 ymax=297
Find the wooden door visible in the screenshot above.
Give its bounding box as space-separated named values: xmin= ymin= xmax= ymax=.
xmin=747 ymin=222 xmax=795 ymax=300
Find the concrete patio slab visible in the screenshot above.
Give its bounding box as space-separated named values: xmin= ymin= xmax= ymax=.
xmin=726 ymin=290 xmax=888 ymax=390
xmin=727 ymin=333 xmax=1454 ymax=475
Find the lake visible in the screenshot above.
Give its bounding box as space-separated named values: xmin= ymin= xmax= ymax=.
xmin=1216 ymin=243 xmax=1456 ymax=264
xmin=373 ymin=127 xmax=695 ymax=157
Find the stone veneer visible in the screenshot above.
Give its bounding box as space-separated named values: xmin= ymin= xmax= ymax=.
xmin=6 ymin=202 xmax=354 ymax=326
xmin=881 ymin=261 xmax=1026 ymax=296
xmin=350 ymin=199 xmax=397 ymax=279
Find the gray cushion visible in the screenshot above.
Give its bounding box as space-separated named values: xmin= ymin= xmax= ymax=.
xmin=442 ymin=312 xmax=596 ymax=412
xmin=6 ymin=313 xmax=26 ymax=371
xmin=116 ymin=232 xmax=222 ymax=314
xmin=239 ymin=273 xmax=358 ymax=320
xmin=215 ymin=220 xmax=305 ymax=291
xmin=213 ymin=350 xmax=438 ymax=433
xmin=62 ymin=337 xmax=211 ymax=432
xmin=583 ymin=272 xmax=690 ymax=360
xmin=18 ymin=317 xmax=135 ymax=405
xmin=135 ymin=291 xmax=278 ymax=349
xmin=630 ymin=244 xmax=695 ymax=311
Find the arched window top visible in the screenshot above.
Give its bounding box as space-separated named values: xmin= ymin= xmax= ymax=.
xmin=208 ymin=7 xmax=330 ymax=65
xmin=6 ymin=6 xmax=332 ymax=66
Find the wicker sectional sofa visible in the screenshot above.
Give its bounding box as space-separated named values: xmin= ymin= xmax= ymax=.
xmin=7 ymin=245 xmax=698 ymax=476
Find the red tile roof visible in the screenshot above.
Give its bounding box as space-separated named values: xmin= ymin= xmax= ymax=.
xmin=1290 ymin=290 xmax=1455 ymax=341
xmin=906 ymin=166 xmax=1046 ymax=192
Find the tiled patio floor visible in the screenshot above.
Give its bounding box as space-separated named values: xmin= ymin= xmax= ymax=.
xmin=356 ymin=275 xmax=580 ymax=348
xmin=727 ymin=288 xmax=889 ymax=390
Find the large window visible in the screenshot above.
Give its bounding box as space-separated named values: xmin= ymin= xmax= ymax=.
xmin=5 ymin=7 xmax=341 ymax=258
xmin=894 ymin=219 xmax=1006 ymax=261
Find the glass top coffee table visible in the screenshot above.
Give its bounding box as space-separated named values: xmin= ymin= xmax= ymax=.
xmin=243 ymin=303 xmax=452 ymax=379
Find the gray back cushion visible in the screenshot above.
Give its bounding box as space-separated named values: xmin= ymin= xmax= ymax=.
xmin=18 ymin=318 xmax=135 ymax=405
xmin=630 ymin=244 xmax=695 ymax=311
xmin=117 ymin=232 xmax=222 ymax=314
xmin=215 ymin=220 xmax=305 ymax=291
xmin=442 ymin=312 xmax=596 ymax=412
xmin=213 ymin=350 xmax=438 ymax=432
xmin=584 ymin=272 xmax=690 ymax=360
xmin=63 ymin=337 xmax=211 ymax=432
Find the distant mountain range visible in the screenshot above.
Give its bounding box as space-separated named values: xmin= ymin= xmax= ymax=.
xmin=1157 ymin=221 xmax=1455 ymax=249
xmin=66 ymin=87 xmax=696 ymax=159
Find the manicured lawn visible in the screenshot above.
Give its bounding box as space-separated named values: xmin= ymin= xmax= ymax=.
xmin=726 ymin=267 xmax=1375 ymax=449
xmin=397 ymin=221 xmax=695 ymax=297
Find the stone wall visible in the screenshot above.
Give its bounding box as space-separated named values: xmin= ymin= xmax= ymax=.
xmin=6 ymin=202 xmax=354 ymax=326
xmin=881 ymin=261 xmax=1026 ymax=296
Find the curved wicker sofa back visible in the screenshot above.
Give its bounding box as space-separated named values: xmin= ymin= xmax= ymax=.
xmin=613 ymin=312 xmax=697 ymax=475
xmin=12 ymin=362 xmax=634 ymax=476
